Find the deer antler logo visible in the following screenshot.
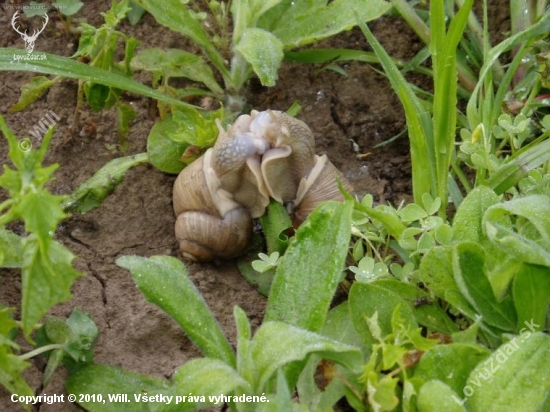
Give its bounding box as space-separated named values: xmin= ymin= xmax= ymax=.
xmin=11 ymin=11 xmax=49 ymax=54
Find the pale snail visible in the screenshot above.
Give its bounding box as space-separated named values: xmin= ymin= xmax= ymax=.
xmin=173 ymin=110 xmax=353 ymax=262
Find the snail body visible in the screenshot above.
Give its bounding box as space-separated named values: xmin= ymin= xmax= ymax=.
xmin=173 ymin=110 xmax=353 ymax=262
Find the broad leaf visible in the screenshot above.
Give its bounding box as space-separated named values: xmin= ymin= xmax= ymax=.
xmin=265 ymin=201 xmax=352 ymax=331
xmin=235 ymin=28 xmax=284 ymax=87
xmin=453 ymin=242 xmax=517 ymax=332
xmin=484 ymin=194 xmax=550 ymax=266
xmin=170 ymin=358 xmax=250 ymax=410
xmin=134 ymin=0 xmax=230 ymax=82
xmin=419 ymin=246 xmax=477 ymax=320
xmin=372 ymin=279 xmax=459 ymax=335
xmin=417 ymin=380 xmax=468 ymax=412
xmin=512 ymin=264 xmax=550 ymax=332
xmin=414 ymin=343 xmax=490 ymax=396
xmin=452 ymin=160 xmax=517 ymax=298
xmin=22 ymin=239 xmax=82 ymax=338
xmin=468 ymin=332 xmax=550 ymax=411
xmin=116 ymin=255 xmax=235 ymax=367
xmin=66 ymin=363 xmax=171 ymax=412
xmin=262 ymin=0 xmax=391 ymax=49
xmin=131 ymin=48 xmax=223 ymax=94
xmin=0 ymin=307 xmax=33 ymax=397
xmin=348 ymin=282 xmax=417 ymax=347
xmin=250 ymin=321 xmax=362 ymax=391
xmin=0 ymin=228 xmax=23 ymax=268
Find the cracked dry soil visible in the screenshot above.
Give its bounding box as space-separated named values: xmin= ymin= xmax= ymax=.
xmin=1 ymin=1 xmax=509 ymax=411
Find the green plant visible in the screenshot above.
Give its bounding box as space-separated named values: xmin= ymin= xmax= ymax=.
xmin=65 ymin=201 xmax=360 ymax=411
xmin=0 ymin=116 xmax=97 ymax=399
xmin=315 ymin=1 xmax=550 ymax=409
xmin=132 ymin=0 xmax=390 ymax=106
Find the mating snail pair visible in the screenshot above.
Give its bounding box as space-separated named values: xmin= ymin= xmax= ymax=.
xmin=173 ymin=110 xmax=353 ymax=262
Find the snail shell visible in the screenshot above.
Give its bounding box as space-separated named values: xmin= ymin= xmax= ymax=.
xmin=290 ymin=154 xmax=354 ymax=225
xmin=173 ymin=120 xmax=269 ymax=262
xmin=173 ymin=109 xmax=354 ymax=262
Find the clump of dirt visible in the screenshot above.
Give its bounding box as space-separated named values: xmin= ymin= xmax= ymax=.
xmin=0 ymin=1 xmax=509 ymax=411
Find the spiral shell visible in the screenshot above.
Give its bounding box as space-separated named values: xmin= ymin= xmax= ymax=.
xmin=172 ymin=109 xmax=354 ymax=262
xmin=290 ymin=154 xmax=354 ymax=225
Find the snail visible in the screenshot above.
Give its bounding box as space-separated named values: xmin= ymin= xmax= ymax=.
xmin=173 ymin=110 xmax=353 ymax=262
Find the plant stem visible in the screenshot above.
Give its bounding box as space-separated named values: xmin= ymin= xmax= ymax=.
xmin=19 ymin=344 xmax=64 ymax=360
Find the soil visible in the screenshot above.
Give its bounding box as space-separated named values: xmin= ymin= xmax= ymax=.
xmin=0 ymin=1 xmax=509 ymax=411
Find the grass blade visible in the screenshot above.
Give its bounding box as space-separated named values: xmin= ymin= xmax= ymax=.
xmin=358 ymin=20 xmax=434 ymax=205
xmin=0 ymin=49 xmax=193 ymax=109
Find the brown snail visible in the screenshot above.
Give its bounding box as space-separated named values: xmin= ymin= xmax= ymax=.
xmin=173 ymin=110 xmax=353 ymax=262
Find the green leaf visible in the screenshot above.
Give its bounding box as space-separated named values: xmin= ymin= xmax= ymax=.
xmin=131 ymin=48 xmax=223 ymax=94
xmin=414 ymin=343 xmax=490 ymax=396
xmin=0 ymin=228 xmax=23 ymax=268
xmin=417 ymin=380 xmax=468 ymax=412
xmin=22 ymin=239 xmax=82 ymax=338
xmin=116 ymin=255 xmax=235 ymax=367
xmin=348 ymin=282 xmax=417 ymax=347
xmin=16 ymin=191 xmax=66 ymax=241
xmin=235 ymin=28 xmax=284 ymax=87
xmin=127 ymin=1 xmax=146 ymax=25
xmin=251 ymin=252 xmax=280 ymax=273
xmin=260 ymin=200 xmax=293 ymax=255
xmin=372 ymin=279 xmax=459 ymax=335
xmin=359 ymin=15 xmax=434 ymax=207
xmin=250 ymin=321 xmax=362 ymax=391
xmin=9 ymin=76 xmax=57 ymax=112
xmin=263 ymin=0 xmax=391 ymax=49
xmin=53 ymin=0 xmax=84 ymax=16
xmin=366 ymin=372 xmax=399 ymax=411
xmin=419 ymin=246 xmax=477 ymax=320
xmin=103 ymin=0 xmax=131 ymax=27
xmin=397 ymin=203 xmax=428 ymax=222
xmin=147 ymin=108 xmax=223 ymax=174
xmin=322 ymin=302 xmax=364 ymax=350
xmin=0 ymin=49 xmax=194 ymax=109
xmin=62 ymin=153 xmax=148 ymax=213
xmin=66 ymin=363 xmax=171 ymax=411
xmin=484 ymin=194 xmax=550 ymax=266
xmin=0 ymin=307 xmax=34 ymax=397
xmin=453 ymin=242 xmax=517 ymax=332
xmin=296 ymin=303 xmax=364 ymax=411
xmin=117 ymin=103 xmax=137 ymax=152
xmin=468 ymin=332 xmax=550 ymax=411
xmin=84 ymin=82 xmax=110 ymax=112
xmin=146 ymin=115 xmax=188 ymax=174
xmin=452 ymin=186 xmax=518 ymax=298
xmin=43 ymin=348 xmax=64 ymax=387
xmin=512 ymin=264 xmax=550 ymax=332
xmin=171 ymin=358 xmax=250 ymax=408
xmin=265 ymin=201 xmax=352 ymax=332
xmin=452 ymin=186 xmax=500 ymax=243
xmin=39 ymin=310 xmax=98 ymax=386
xmin=134 ymin=0 xmax=230 ymax=83
xmin=0 ymin=347 xmax=33 ymax=398
xmin=237 ymin=261 xmax=276 ymax=297
xmin=64 ymin=308 xmax=99 ymax=362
